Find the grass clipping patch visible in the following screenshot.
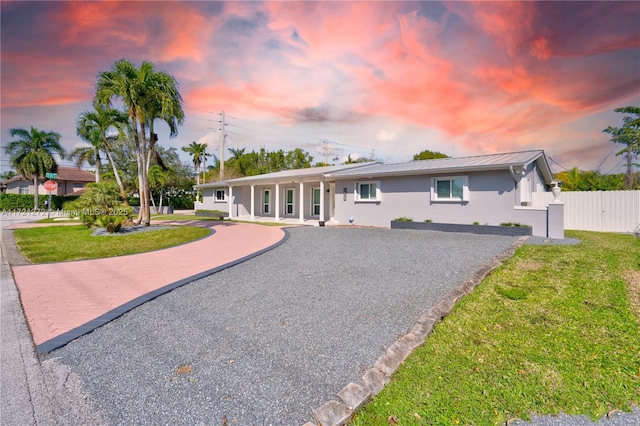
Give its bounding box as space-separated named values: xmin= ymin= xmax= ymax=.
xmin=13 ymin=225 xmax=210 ymax=263
xmin=352 ymin=231 xmax=640 ymax=425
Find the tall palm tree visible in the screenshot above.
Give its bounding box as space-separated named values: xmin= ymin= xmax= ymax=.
xmin=75 ymin=105 xmax=129 ymax=198
xmin=5 ymin=127 xmax=66 ymax=209
xmin=181 ymin=141 xmax=210 ymax=185
xmin=95 ymin=59 xmax=184 ymax=225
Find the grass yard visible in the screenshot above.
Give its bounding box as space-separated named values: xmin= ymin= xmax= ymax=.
xmin=13 ymin=225 xmax=211 ymax=263
xmin=351 ymin=231 xmax=640 ymax=425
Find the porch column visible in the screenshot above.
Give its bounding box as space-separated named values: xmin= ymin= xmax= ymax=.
xmin=329 ymin=182 xmax=335 ymax=221
xmin=319 ymin=180 xmax=325 ymax=222
xmin=250 ymin=184 xmax=255 ymax=220
xmin=228 ymin=186 xmax=234 ymax=219
xmin=275 ymin=183 xmax=280 ymax=220
xmin=299 ymin=182 xmax=304 ymax=223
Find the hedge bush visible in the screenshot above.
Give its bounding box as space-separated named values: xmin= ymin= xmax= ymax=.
xmin=0 ymin=194 xmax=80 ymax=210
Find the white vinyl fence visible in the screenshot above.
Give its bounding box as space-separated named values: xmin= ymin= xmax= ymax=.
xmin=531 ymin=190 xmax=640 ymax=233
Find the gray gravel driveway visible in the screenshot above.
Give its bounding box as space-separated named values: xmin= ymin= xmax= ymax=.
xmin=46 ymin=226 xmax=520 ymax=424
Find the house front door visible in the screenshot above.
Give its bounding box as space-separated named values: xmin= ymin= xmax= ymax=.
xmin=285 ymin=188 xmax=294 ymax=215
xmin=263 ymin=189 xmax=270 ymax=214
xmin=311 ymin=187 xmax=320 ymax=216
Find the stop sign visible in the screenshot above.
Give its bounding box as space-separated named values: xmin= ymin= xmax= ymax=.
xmin=43 ymin=180 xmax=58 ymax=192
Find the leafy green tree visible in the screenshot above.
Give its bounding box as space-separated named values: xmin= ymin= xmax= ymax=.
xmin=95 ymin=59 xmax=184 ymax=226
xmin=285 ymin=147 xmax=313 ymax=169
xmin=413 ymin=150 xmax=449 ymax=161
xmin=555 ymin=167 xmax=583 ymax=191
xmin=603 ymin=106 xmax=640 ymax=189
xmin=5 ymin=127 xmax=66 ymax=209
xmin=0 ymin=170 xmax=17 ymax=180
xmin=555 ymin=167 xmax=626 ymax=191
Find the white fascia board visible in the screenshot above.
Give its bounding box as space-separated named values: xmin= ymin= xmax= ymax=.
xmin=331 ymin=163 xmax=527 ymax=180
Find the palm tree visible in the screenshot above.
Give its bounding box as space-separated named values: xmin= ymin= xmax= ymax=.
xmin=5 ymin=127 xmax=66 ymax=209
xmin=95 ymin=59 xmax=184 ymax=225
xmin=75 ymin=105 xmax=129 ymax=198
xmin=70 ymin=128 xmax=101 ymax=182
xmin=182 ymin=141 xmax=210 ymax=185
xmin=603 ymin=106 xmax=640 ymax=189
xmin=228 ymin=147 xmax=246 ymax=160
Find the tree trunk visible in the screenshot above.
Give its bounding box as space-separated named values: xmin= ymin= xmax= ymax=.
xmin=95 ymin=156 xmax=101 ymax=183
xmin=103 ymin=140 xmax=129 ymax=205
xmin=138 ymin=121 xmax=151 ymax=226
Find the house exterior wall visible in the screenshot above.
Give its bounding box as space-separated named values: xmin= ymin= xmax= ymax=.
xmin=3 ymin=179 xmax=87 ymax=196
xmin=333 ymin=170 xmax=549 ymax=236
xmin=197 ymin=187 xmax=229 ymax=212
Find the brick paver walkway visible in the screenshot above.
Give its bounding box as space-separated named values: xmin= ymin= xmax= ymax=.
xmin=9 ymin=221 xmax=286 ymax=351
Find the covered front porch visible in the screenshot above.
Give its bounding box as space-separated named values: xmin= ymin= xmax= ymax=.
xmin=227 ymin=180 xmax=336 ymax=225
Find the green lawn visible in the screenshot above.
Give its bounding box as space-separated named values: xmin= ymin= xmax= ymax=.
xmin=13 ymin=225 xmax=211 ymax=263
xmin=351 ymin=231 xmax=640 ymax=425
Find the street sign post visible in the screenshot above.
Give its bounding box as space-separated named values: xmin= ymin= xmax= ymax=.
xmin=45 ymin=172 xmax=57 ymax=179
xmin=43 ymin=180 xmax=58 ymax=219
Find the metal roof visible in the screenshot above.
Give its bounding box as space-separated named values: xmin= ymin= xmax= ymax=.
xmin=196 ymin=162 xmax=376 ymax=188
xmin=196 ymin=150 xmax=554 ymax=188
xmin=327 ymin=150 xmax=553 ymax=182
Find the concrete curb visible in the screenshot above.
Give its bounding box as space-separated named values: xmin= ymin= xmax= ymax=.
xmin=306 ymin=236 xmax=528 ymax=426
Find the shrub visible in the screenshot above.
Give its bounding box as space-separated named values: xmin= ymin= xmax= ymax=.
xmin=500 ymin=222 xmax=530 ymax=228
xmin=393 ymin=217 xmax=413 ymax=222
xmin=71 ymin=182 xmax=131 ymax=233
xmin=424 ymin=219 xmax=432 ymax=223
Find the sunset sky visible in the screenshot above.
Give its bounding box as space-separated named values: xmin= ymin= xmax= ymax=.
xmin=2 ymin=1 xmax=639 ymax=176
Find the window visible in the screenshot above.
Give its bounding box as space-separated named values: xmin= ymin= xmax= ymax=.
xmin=431 ymin=176 xmax=469 ymax=202
xmin=73 ymin=183 xmax=84 ymax=191
xmin=215 ymin=189 xmax=225 ymax=202
xmin=19 ymin=184 xmax=29 ymax=195
xmin=354 ymin=181 xmax=381 ymax=202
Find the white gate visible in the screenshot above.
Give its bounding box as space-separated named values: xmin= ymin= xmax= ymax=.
xmin=531 ymin=190 xmax=640 ymax=233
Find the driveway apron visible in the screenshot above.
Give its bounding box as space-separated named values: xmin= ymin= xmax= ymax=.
xmin=10 ymin=221 xmax=286 ymax=352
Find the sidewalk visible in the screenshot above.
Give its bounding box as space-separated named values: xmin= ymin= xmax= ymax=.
xmin=5 ymin=220 xmax=287 ymax=353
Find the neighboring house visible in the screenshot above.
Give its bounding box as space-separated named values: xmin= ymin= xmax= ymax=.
xmin=1 ymin=166 xmax=95 ymax=196
xmin=196 ymin=150 xmax=560 ymax=237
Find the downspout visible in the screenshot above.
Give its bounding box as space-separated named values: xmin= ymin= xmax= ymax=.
xmin=510 ymin=165 xmax=526 ymax=205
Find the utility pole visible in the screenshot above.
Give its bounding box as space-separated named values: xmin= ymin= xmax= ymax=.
xmin=219 ymin=111 xmax=226 ymax=180
xmin=323 ymin=140 xmax=329 ymax=165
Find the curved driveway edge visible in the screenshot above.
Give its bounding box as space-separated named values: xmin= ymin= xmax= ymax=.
xmin=9 ymin=221 xmax=287 ymax=354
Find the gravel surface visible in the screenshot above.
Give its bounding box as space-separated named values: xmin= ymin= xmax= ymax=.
xmin=46 ymin=227 xmax=518 ymax=425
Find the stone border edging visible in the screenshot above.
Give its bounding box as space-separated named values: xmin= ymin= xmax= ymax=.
xmin=304 ymin=235 xmax=529 ymax=426
xmin=35 ymin=229 xmax=291 ymax=355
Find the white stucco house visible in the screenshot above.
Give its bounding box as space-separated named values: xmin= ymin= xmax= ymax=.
xmin=195 ymin=150 xmax=563 ymax=237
